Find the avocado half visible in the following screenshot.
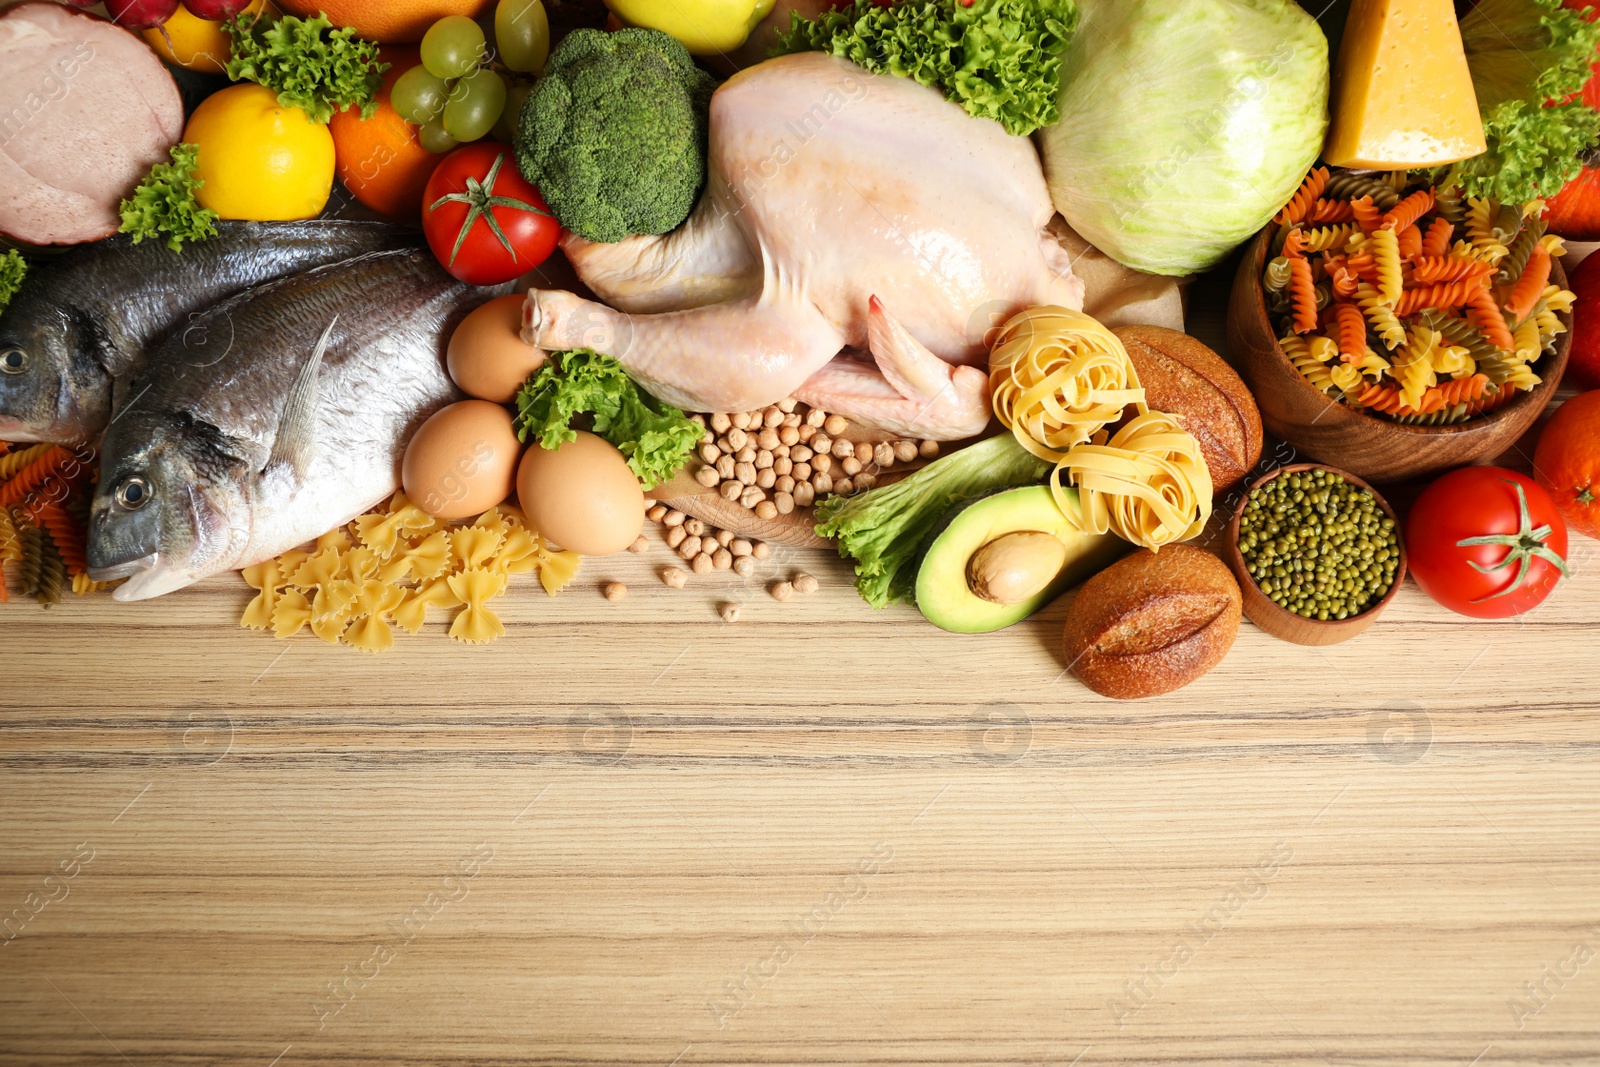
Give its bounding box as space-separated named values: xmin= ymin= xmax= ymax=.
xmin=914 ymin=485 xmax=1124 ymax=634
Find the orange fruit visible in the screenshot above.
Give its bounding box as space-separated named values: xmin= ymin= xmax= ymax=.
xmin=273 ymin=0 xmax=495 ymax=43
xmin=1534 ymin=390 xmax=1600 ymax=540
xmin=329 ymin=46 xmax=439 ymax=219
xmin=142 ymin=0 xmax=276 ymax=75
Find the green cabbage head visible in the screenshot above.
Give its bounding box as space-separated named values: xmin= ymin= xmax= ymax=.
xmin=1036 ymin=0 xmax=1329 ymax=276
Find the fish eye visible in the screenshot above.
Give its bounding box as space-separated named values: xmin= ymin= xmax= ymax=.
xmin=114 ymin=475 xmax=151 ymax=511
xmin=0 ymin=349 xmax=24 ymax=375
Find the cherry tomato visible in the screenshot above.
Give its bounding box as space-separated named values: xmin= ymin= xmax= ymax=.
xmin=1406 ymin=466 xmax=1571 ymax=619
xmin=422 ymin=142 xmax=559 ymax=286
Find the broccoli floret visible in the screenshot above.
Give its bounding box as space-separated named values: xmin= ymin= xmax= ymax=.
xmin=515 ymin=28 xmax=717 ymax=243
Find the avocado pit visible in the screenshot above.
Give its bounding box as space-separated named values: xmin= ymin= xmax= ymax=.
xmin=966 ymin=530 xmax=1069 ymax=605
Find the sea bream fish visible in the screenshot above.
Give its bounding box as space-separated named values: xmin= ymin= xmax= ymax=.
xmin=87 ymin=249 xmax=495 ymax=601
xmin=0 ymin=221 xmax=419 ymax=444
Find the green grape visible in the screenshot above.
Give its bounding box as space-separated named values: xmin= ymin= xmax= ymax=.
xmin=419 ymin=119 xmax=460 ymax=155
xmin=494 ymin=0 xmax=549 ymax=74
xmin=421 ymin=15 xmax=486 ymax=80
xmin=443 ymin=68 xmax=506 ymax=143
xmin=491 ymin=81 xmax=532 ymax=143
xmin=391 ymin=65 xmax=450 ymax=125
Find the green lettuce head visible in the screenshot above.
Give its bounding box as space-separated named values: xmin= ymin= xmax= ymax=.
xmin=1036 ymin=0 xmax=1329 ymax=276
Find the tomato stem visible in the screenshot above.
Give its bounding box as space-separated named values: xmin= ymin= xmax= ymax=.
xmin=428 ymin=150 xmax=550 ymax=268
xmin=1457 ymin=479 xmax=1571 ymax=603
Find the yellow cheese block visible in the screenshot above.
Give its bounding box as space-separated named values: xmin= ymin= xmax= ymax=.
xmin=1325 ymin=0 xmax=1486 ymax=169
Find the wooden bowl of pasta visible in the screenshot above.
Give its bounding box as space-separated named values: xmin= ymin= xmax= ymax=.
xmin=1222 ymin=462 xmax=1407 ymax=647
xmin=1227 ymin=226 xmax=1571 ymax=484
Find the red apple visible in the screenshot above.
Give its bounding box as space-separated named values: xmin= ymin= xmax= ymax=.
xmin=181 ymin=0 xmax=254 ymax=18
xmin=105 ymin=0 xmax=181 ymax=29
xmin=1565 ymin=252 xmax=1600 ymax=390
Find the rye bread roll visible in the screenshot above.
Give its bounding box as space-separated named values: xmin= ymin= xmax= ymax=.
xmin=1064 ymin=545 xmax=1242 ymax=700
xmin=1116 ymin=325 xmax=1263 ymax=497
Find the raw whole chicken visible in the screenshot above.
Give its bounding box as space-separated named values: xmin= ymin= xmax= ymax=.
xmin=521 ymin=52 xmax=1086 ymax=439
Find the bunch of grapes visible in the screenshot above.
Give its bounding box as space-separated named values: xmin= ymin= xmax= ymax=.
xmin=391 ymin=0 xmax=549 ymax=153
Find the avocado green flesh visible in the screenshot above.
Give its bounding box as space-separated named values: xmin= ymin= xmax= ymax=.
xmin=914 ymin=485 xmax=1123 ymax=634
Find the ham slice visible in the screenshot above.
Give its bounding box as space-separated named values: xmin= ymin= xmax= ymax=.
xmin=0 ymin=2 xmax=183 ymax=246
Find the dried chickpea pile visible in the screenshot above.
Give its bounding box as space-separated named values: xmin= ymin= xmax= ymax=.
xmin=647 ymin=503 xmax=772 ymax=580
xmin=688 ymin=400 xmax=940 ymax=519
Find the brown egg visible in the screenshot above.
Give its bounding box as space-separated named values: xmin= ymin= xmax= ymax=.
xmin=402 ymin=400 xmax=523 ymax=520
xmin=447 ymin=294 xmax=548 ymax=404
xmin=517 ymin=430 xmax=644 ymax=555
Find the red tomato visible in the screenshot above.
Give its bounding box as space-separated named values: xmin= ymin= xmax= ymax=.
xmin=422 ymin=143 xmax=560 ymax=286
xmin=1407 ymin=467 xmax=1571 ymax=619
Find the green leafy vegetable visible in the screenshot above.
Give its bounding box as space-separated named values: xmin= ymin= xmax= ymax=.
xmin=515 ymin=28 xmax=716 ymax=243
xmin=224 ymin=12 xmax=388 ymax=123
xmin=513 ymin=349 xmax=701 ymax=490
xmin=775 ymin=0 xmax=1078 ymax=137
xmin=1454 ymin=0 xmax=1600 ymax=204
xmin=0 ymin=250 xmax=25 ymax=316
xmin=815 ymin=434 xmax=1051 ymax=608
xmin=117 ymin=144 xmax=220 ymax=253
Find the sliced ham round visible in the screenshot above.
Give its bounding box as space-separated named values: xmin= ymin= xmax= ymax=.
xmin=0 ymin=2 xmax=183 ymax=246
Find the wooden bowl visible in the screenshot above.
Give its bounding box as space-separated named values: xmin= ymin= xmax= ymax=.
xmin=1222 ymin=462 xmax=1407 ymax=646
xmin=1227 ymin=226 xmax=1570 ymax=483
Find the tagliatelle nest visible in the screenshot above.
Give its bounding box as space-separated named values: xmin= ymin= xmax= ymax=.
xmin=239 ymin=492 xmax=580 ymax=652
xmin=1054 ymin=412 xmax=1214 ymax=551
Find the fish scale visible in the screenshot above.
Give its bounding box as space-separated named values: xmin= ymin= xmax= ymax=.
xmin=88 ymin=249 xmax=504 ymax=602
xmin=0 ymin=221 xmax=420 ymax=444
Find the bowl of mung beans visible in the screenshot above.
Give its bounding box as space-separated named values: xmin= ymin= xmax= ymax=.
xmin=1224 ymin=463 xmax=1407 ymax=646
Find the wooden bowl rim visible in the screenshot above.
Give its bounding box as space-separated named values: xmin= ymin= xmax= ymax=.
xmin=1241 ymin=226 xmax=1571 ymax=439
xmin=1223 ymin=461 xmax=1409 ymax=632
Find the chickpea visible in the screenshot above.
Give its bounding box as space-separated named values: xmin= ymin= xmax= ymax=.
xmin=664 ymin=510 xmax=686 ymax=527
xmin=755 ymin=500 xmax=779 ymax=520
xmin=666 ymin=526 xmax=687 ymax=549
xmin=647 ymin=504 xmax=668 ymax=523
xmin=854 ymin=441 xmax=874 ymax=464
xmin=740 ymin=486 xmax=766 ymax=509
xmin=733 ymin=556 xmax=755 ymax=577
xmin=894 ymin=440 xmax=918 ymax=464
xmin=735 ymin=461 xmax=757 ymax=486
xmin=726 ymin=427 xmax=748 ymax=451
xmin=684 ymin=518 xmax=706 ymax=537
xmin=731 ymin=539 xmax=753 ymax=557
xmin=813 ymin=472 xmax=834 ymax=495
xmin=716 ymin=435 xmax=733 ymax=454
xmin=754 ymin=449 xmax=774 ymax=470
xmin=715 ymin=529 xmax=734 ymax=547
xmin=834 ymin=478 xmax=855 ymax=496
xmin=823 ymin=414 xmax=847 ymax=436
xmin=695 ymin=466 xmax=720 ymax=488
xmin=713 ymin=548 xmax=733 ymax=570
xmin=628 ymin=535 xmax=649 ymax=554
xmin=693 ymin=552 xmax=714 ymax=574
xmin=731 ymin=412 xmax=752 ymax=430
xmin=841 ymin=456 xmax=863 ymax=477
xmin=662 ymin=567 xmax=688 ymax=589
xmin=805 ymin=408 xmax=827 ymax=428
xmin=757 ymin=428 xmax=780 ymax=451
xmin=793 ymin=573 xmax=819 ymax=595
xmin=756 ymin=468 xmax=776 ymax=490
xmin=919 ymin=439 xmax=940 ymax=459
xmin=773 ymin=456 xmax=793 ymax=477
xmin=778 ymin=398 xmax=798 ymax=413
xmin=798 ymin=423 xmax=817 ymax=443
xmin=775 ymin=492 xmax=795 ymax=515
xmin=603 ymin=582 xmax=627 ymax=602
xmin=791 ymin=445 xmax=813 ymax=463
xmin=775 ymin=475 xmax=795 ymax=494
xmin=793 ymin=483 xmax=815 ymax=508
xmin=779 ymin=426 xmax=800 ymax=447
xmin=854 ymin=472 xmax=877 ymax=491
xmin=720 ymin=602 xmax=741 ymax=623
xmin=770 ymin=580 xmax=793 ymax=602
xmin=792 ymin=462 xmax=812 ymax=481
xmin=782 ymin=412 xmax=802 ymax=429
xmin=753 ymin=542 xmax=772 ymax=559
xmin=710 ymin=412 xmax=732 ymax=434
xmin=832 ymin=438 xmax=855 ymax=460
xmin=812 ymin=453 xmax=833 ymax=474
xmin=736 ymin=444 xmax=757 ymax=463
xmin=764 ymin=408 xmax=784 ymax=429
xmin=679 ymin=535 xmax=702 ymax=559
xmin=698 ymin=443 xmax=719 ymax=465
xmin=716 ymin=455 xmax=736 ymax=480
xmin=719 ymin=480 xmax=742 ymax=501
xmin=874 ymin=442 xmax=895 ymax=468
xmin=811 ymin=433 xmax=831 ymax=456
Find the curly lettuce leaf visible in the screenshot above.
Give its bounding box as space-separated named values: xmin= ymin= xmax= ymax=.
xmin=815 ymin=434 xmax=1051 ymax=608
xmin=0 ymin=250 xmax=24 ymax=316
xmin=1455 ymin=0 xmax=1600 ymax=203
xmin=513 ymin=349 xmax=701 ymax=490
xmin=117 ymin=144 xmax=220 ymax=253
xmin=224 ymin=12 xmax=387 ymax=123
xmin=775 ymin=0 xmax=1078 ymax=136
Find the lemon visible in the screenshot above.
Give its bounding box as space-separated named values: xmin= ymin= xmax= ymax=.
xmin=142 ymin=0 xmax=276 ymax=75
xmin=603 ymin=0 xmax=775 ymax=55
xmin=183 ymin=84 xmax=336 ymax=221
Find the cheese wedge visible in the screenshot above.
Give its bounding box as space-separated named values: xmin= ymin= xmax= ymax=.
xmin=1324 ymin=0 xmax=1486 ymax=169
